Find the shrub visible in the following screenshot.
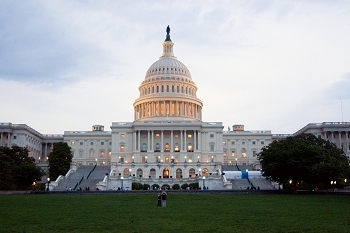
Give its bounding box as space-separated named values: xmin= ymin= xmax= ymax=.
xmin=143 ymin=184 xmax=150 ymax=190
xmin=172 ymin=184 xmax=180 ymax=190
xmin=152 ymin=184 xmax=160 ymax=190
xmin=181 ymin=183 xmax=189 ymax=190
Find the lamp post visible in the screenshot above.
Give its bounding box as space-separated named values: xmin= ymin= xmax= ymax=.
xmin=235 ymin=158 xmax=238 ymax=165
xmin=47 ymin=177 xmax=50 ymax=191
xmin=331 ymin=180 xmax=336 ymax=191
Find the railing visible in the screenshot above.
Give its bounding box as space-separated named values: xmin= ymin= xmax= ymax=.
xmin=86 ymin=164 xmax=97 ymax=179
xmin=74 ymin=176 xmax=84 ymax=190
xmin=65 ymin=169 xmax=73 ymax=179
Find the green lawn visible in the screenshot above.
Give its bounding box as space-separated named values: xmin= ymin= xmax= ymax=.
xmin=0 ymin=193 xmax=349 ymax=233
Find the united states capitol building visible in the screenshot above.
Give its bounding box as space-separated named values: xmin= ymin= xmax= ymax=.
xmin=1 ymin=28 xmax=350 ymax=190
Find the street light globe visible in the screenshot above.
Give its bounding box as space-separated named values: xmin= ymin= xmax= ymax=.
xmin=47 ymin=177 xmax=50 ymax=182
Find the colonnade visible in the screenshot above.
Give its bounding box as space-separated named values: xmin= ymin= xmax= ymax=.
xmin=133 ymin=130 xmax=201 ymax=152
xmin=134 ymin=100 xmax=202 ymax=120
xmin=0 ymin=132 xmax=11 ymax=147
xmin=323 ymin=131 xmax=350 ymax=151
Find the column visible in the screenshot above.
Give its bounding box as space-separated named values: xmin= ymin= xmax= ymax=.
xmin=147 ymin=131 xmax=150 ymax=151
xmin=170 ymin=130 xmax=174 ymax=152
xmin=184 ymin=130 xmax=187 ymax=152
xmin=346 ymin=131 xmax=349 ymax=151
xmin=45 ymin=143 xmax=48 ymax=159
xmin=194 ymin=130 xmax=197 ymax=151
xmin=0 ymin=132 xmax=3 ymax=146
xmin=331 ymin=131 xmax=334 ymax=143
xmin=198 ymin=131 xmax=202 ymax=151
xmin=180 ymin=130 xmax=183 ymax=151
xmin=175 ymin=101 xmax=178 ymax=115
xmin=138 ymin=131 xmax=141 ymax=151
xmin=169 ymin=100 xmax=173 ymax=115
xmin=158 ymin=101 xmax=160 ymax=116
xmin=161 ymin=130 xmax=164 ymax=151
xmin=150 ymin=130 xmax=153 ymax=151
xmin=323 ymin=131 xmax=327 ymax=140
xmin=133 ymin=131 xmax=137 ymax=150
xmin=163 ymin=101 xmax=166 ymax=116
xmin=7 ymin=133 xmax=11 ymax=147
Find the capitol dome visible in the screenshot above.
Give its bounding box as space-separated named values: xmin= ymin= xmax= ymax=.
xmin=133 ymin=27 xmax=203 ymax=122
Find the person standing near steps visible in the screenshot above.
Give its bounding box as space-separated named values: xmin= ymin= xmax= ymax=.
xmin=157 ymin=192 xmax=162 ymax=207
xmin=161 ymin=191 xmax=167 ymax=207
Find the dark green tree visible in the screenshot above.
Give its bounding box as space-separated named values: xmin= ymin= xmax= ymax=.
xmin=48 ymin=142 xmax=73 ymax=180
xmin=0 ymin=146 xmax=43 ymax=190
xmin=258 ymin=133 xmax=350 ymax=192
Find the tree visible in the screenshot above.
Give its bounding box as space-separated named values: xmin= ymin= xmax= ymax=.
xmin=48 ymin=142 xmax=73 ymax=180
xmin=0 ymin=146 xmax=43 ymax=190
xmin=258 ymin=133 xmax=350 ymax=192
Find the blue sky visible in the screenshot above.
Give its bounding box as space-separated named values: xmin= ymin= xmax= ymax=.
xmin=1 ymin=0 xmax=350 ymax=134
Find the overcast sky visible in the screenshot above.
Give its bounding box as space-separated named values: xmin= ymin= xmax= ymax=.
xmin=1 ymin=0 xmax=350 ymax=135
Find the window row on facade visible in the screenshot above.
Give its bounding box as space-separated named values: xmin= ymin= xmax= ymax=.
xmin=141 ymin=84 xmax=196 ymax=97
xmin=117 ymin=167 xmax=210 ymax=179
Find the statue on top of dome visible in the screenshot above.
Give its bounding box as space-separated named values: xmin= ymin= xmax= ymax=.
xmin=166 ymin=25 xmax=170 ymax=35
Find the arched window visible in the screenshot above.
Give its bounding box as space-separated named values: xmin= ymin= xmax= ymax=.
xmin=120 ymin=145 xmax=125 ymax=152
xmin=100 ymin=151 xmax=104 ymax=158
xmin=209 ymin=143 xmax=215 ymax=152
xmin=123 ymin=168 xmax=130 ymax=178
xmin=150 ymin=168 xmax=156 ymax=178
xmin=156 ymin=86 xmax=159 ymax=93
xmin=176 ymin=168 xmax=182 ymax=179
xmin=177 ymin=86 xmax=179 ymax=92
xmin=163 ymin=168 xmax=169 ymax=178
xmin=137 ymin=168 xmax=143 ymax=178
xmin=242 ymin=148 xmax=247 ymax=157
xmin=189 ymin=168 xmax=195 ymax=178
xmin=89 ymin=148 xmax=94 ymax=158
xmin=172 ymin=85 xmax=174 ymax=92
xmin=161 ymin=86 xmax=164 ymax=92
xmin=152 ymin=86 xmax=154 ymax=93
xmin=202 ymin=168 xmax=209 ymax=177
xmin=165 ymin=143 xmax=170 ymax=152
xmin=167 ymin=85 xmax=169 ymax=92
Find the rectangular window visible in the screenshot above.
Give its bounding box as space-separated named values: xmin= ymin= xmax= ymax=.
xmin=14 ymin=136 xmax=17 ymax=139
xmin=231 ymin=152 xmax=235 ymax=157
xmin=109 ymin=142 xmax=112 ymax=145
xmin=231 ymin=141 xmax=235 ymax=145
xmin=210 ymin=134 xmax=214 ymax=138
xmin=121 ymin=134 xmax=125 ymax=139
xmin=79 ymin=151 xmax=83 ymax=158
xmin=253 ymin=151 xmax=256 ymax=157
xmin=252 ymin=141 xmax=256 ymax=145
xmin=242 ymin=152 xmax=246 ymax=157
xmin=80 ymin=142 xmax=83 ymax=145
xmin=71 ymin=141 xmax=75 ymax=146
xmin=120 ymin=145 xmax=125 ymax=152
xmin=261 ymin=141 xmax=265 ymax=145
xmin=101 ymin=142 xmax=104 ymax=145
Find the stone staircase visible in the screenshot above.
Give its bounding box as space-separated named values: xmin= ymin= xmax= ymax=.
xmin=54 ymin=165 xmax=110 ymax=191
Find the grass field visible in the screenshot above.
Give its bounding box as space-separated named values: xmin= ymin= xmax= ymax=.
xmin=0 ymin=192 xmax=349 ymax=233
